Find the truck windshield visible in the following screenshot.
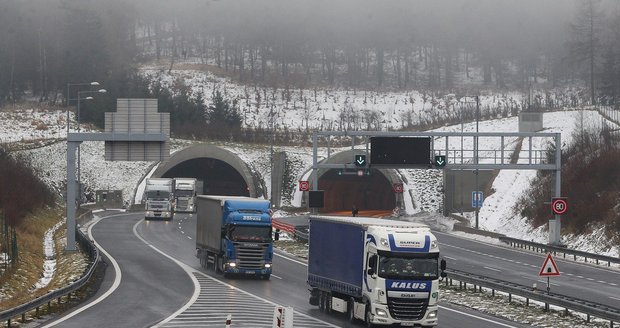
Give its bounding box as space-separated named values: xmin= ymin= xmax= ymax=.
xmin=175 ymin=190 xmax=193 ymax=197
xmin=228 ymin=225 xmax=271 ymax=242
xmin=378 ymin=254 xmax=438 ymax=280
xmin=146 ymin=190 xmax=170 ymax=199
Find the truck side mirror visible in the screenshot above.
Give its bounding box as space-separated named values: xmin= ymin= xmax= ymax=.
xmin=440 ymin=258 xmax=447 ymax=278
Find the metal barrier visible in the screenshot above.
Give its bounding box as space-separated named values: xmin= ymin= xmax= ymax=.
xmin=446 ymin=268 xmax=620 ymax=327
xmin=0 ymin=228 xmax=100 ymax=326
xmin=499 ymin=236 xmax=620 ymax=267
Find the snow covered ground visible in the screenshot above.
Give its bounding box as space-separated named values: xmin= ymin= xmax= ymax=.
xmin=2 ymin=105 xmax=617 ymax=258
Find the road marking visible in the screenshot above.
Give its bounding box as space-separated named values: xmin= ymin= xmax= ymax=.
xmin=440 ymin=306 xmax=519 ymax=328
xmin=538 ymin=280 xmax=560 ymax=287
xmin=271 ymin=274 xmax=283 ymax=280
xmin=40 ymin=214 xmax=126 ymax=327
xmin=484 ymin=266 xmax=502 ymax=272
xmin=136 ymin=220 xmax=338 ymax=327
xmin=444 ymin=256 xmax=457 ymax=261
xmin=187 ymin=236 xmax=192 ymax=240
xmin=133 ymin=220 xmax=202 ymax=328
xmin=610 ymin=296 xmax=620 ymax=301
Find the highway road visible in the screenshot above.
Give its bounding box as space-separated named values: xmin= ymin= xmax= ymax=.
xmin=435 ymin=231 xmax=620 ymax=309
xmin=41 ymin=211 xmax=530 ymax=328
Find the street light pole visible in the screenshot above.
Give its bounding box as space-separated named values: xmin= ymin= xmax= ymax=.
xmin=75 ymin=89 xmax=106 ymax=204
xmin=66 ymin=82 xmax=100 ymax=135
xmin=475 ymin=95 xmax=480 ymax=229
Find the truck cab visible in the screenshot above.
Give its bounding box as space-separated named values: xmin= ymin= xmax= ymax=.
xmin=362 ymin=226 xmax=440 ymax=327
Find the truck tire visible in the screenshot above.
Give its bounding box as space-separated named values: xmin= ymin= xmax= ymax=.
xmin=260 ymin=274 xmax=271 ymax=280
xmin=347 ymin=299 xmax=355 ymax=323
xmin=347 ymin=299 xmax=356 ymax=323
xmin=365 ymin=304 xmax=375 ymax=328
xmin=318 ymin=292 xmax=326 ymax=312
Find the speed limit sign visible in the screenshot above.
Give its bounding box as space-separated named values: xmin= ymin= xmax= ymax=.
xmin=551 ymin=197 xmax=568 ymax=215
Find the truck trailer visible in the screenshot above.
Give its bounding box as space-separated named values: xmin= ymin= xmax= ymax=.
xmin=173 ymin=178 xmax=197 ymax=213
xmin=308 ymin=215 xmax=442 ymax=327
xmin=195 ymin=195 xmax=276 ymax=279
xmin=144 ymin=178 xmax=174 ymax=220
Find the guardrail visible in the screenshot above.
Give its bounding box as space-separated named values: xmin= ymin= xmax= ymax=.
xmin=446 ymin=268 xmax=620 ymax=327
xmin=499 ymin=236 xmax=620 ymax=267
xmin=0 ymin=228 xmax=101 ymax=327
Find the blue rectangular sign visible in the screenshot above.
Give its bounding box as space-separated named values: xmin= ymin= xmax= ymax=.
xmin=472 ymin=191 xmax=483 ymax=208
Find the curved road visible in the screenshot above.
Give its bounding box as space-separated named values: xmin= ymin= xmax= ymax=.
xmin=43 ymin=211 xmax=529 ymax=328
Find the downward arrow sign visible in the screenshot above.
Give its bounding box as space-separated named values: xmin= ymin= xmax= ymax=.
xmin=436 ymin=158 xmax=444 ymax=165
xmin=357 ymin=158 xmax=365 ymax=164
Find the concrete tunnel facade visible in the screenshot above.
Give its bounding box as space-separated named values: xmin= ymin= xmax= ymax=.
xmin=149 ymin=144 xmax=401 ymax=212
xmin=307 ymin=149 xmax=402 ymax=213
xmin=150 ymin=144 xmax=264 ymax=198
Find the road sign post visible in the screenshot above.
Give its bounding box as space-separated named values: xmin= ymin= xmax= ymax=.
xmin=539 ymin=253 xmax=560 ymax=294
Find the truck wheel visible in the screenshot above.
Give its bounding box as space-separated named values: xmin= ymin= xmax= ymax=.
xmin=318 ymin=293 xmax=326 ymax=312
xmin=347 ymin=300 xmax=356 ymax=323
xmin=261 ymin=274 xmax=271 ymax=280
xmin=365 ymin=304 xmax=375 ymax=328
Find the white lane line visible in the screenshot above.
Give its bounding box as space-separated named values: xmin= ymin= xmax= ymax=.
xmin=610 ymin=283 xmax=618 ymax=286
xmin=271 ymin=274 xmax=283 ymax=280
xmin=443 ymin=256 xmax=457 ymax=261
xmin=610 ymin=296 xmax=620 ymax=301
xmin=275 ymin=253 xmax=519 ymax=328
xmin=187 ymin=236 xmax=192 ymax=240
xmin=440 ymin=306 xmax=519 ymax=328
xmin=133 ymin=220 xmax=202 ymax=328
xmin=137 ymin=222 xmax=338 ymax=327
xmin=484 ymin=266 xmax=502 ymax=272
xmin=538 ymin=280 xmax=560 ymax=287
xmin=40 ymin=214 xmax=126 ymax=327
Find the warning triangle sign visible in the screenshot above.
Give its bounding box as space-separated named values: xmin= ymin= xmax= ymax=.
xmin=539 ymin=253 xmax=561 ymax=276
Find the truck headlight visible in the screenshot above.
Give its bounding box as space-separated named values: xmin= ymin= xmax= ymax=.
xmin=431 ymin=240 xmax=438 ymax=250
xmin=375 ymin=309 xmax=388 ymax=318
xmin=427 ymin=310 xmax=437 ymax=319
xmin=264 ymin=263 xmax=272 ymax=268
xmin=228 ymin=262 xmax=237 ymax=267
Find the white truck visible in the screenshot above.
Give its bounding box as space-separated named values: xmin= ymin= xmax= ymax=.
xmin=144 ymin=178 xmax=174 ymax=220
xmin=173 ymin=178 xmax=197 ymax=213
xmin=307 ymin=215 xmax=445 ymax=327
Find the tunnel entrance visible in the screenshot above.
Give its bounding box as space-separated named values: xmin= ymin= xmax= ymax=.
xmin=161 ymin=158 xmax=249 ymax=196
xmin=318 ymin=168 xmax=395 ymax=213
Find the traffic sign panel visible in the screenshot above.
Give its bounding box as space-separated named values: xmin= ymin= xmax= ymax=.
xmin=299 ymin=180 xmax=309 ymax=191
xmin=471 ymin=191 xmax=483 ymax=208
xmin=434 ymin=155 xmax=446 ymax=167
xmin=354 ymin=154 xmax=367 ymax=167
xmin=392 ymin=183 xmax=404 ymax=193
xmin=539 ymin=253 xmax=560 ymax=276
xmin=551 ymin=197 xmax=568 ymax=215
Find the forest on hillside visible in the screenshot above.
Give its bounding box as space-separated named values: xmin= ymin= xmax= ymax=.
xmin=1 ymin=0 xmax=620 ymax=108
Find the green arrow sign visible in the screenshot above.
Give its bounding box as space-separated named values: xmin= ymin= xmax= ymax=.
xmin=354 ymin=154 xmax=367 ymax=167
xmin=434 ymin=155 xmax=446 ymax=167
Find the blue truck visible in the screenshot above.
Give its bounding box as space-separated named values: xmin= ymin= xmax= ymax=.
xmin=308 ymin=215 xmax=443 ymax=327
xmin=195 ymin=195 xmax=276 ymax=279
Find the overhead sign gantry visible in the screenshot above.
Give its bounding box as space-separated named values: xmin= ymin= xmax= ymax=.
xmin=311 ymin=130 xmax=564 ymax=245
xmin=65 ymin=98 xmax=169 ymax=251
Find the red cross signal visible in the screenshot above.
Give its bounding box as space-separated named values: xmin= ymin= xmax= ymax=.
xmin=551 ymin=197 xmax=568 ymax=215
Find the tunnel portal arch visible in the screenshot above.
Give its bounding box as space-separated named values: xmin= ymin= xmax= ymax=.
xmin=307 ymin=150 xmax=402 ymax=213
xmin=151 ymin=144 xmax=262 ymax=198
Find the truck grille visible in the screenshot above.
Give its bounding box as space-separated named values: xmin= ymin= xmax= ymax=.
xmin=234 ymin=243 xmax=268 ymax=269
xmin=177 ymin=199 xmax=188 ymax=208
xmin=387 ymin=297 xmax=429 ymax=321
